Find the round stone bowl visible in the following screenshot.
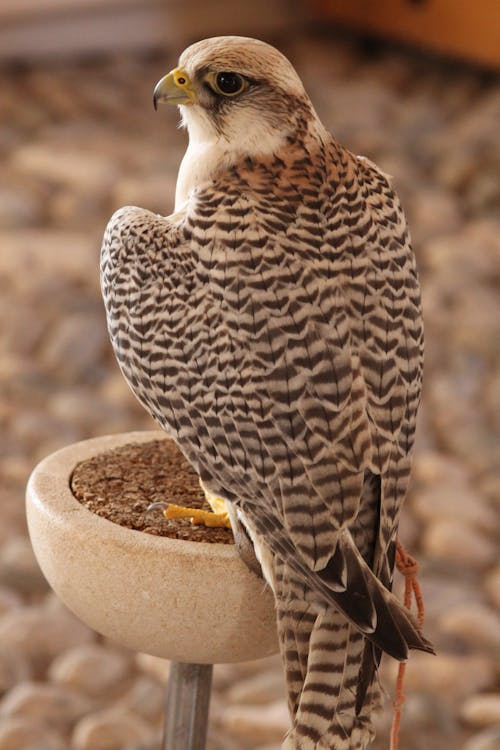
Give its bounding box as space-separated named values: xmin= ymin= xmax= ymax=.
xmin=26 ymin=431 xmax=278 ymax=664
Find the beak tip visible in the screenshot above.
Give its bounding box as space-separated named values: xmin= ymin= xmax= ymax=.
xmin=153 ymin=95 xmax=158 ymax=111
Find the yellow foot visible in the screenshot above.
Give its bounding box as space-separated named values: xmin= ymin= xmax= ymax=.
xmin=163 ymin=503 xmax=232 ymax=529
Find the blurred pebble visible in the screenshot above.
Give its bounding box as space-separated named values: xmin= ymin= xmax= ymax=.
xmin=412 ymin=451 xmax=469 ymax=487
xmin=12 ymin=143 xmax=119 ymax=192
xmin=412 ymin=485 xmax=497 ymax=533
xmin=49 ymin=188 xmax=108 ymax=228
xmin=0 ymin=300 xmax=47 ymax=359
xmin=112 ymin=174 xmax=177 ymax=215
xmin=409 ymin=188 xmax=462 ymax=242
xmin=394 ymin=511 xmax=419 ymax=550
xmin=439 ymin=605 xmax=500 ymax=651
xmin=422 ymin=520 xmax=497 ymax=569
xmin=49 ymin=389 xmax=136 ymax=434
xmin=484 ymin=567 xmax=500 ymax=609
xmin=213 ymin=664 xmax=250 ymax=692
xmin=0 ymin=601 xmax=94 ymax=676
xmin=0 ymin=186 xmax=43 ymax=229
xmin=0 ymin=717 xmax=66 ymax=750
xmin=451 ymin=289 xmax=499 ymax=355
xmin=461 ymin=695 xmax=500 ymax=728
xmin=99 ymin=372 xmax=138 ymax=408
xmin=0 ymin=536 xmax=48 ymax=596
xmin=0 ymin=587 xmax=22 ymax=617
xmin=434 ymin=148 xmax=476 ymax=191
xmin=419 ymin=575 xmax=483 ymax=622
xmin=0 ymin=681 xmax=92 ymax=728
xmin=42 ymin=312 xmax=108 ymax=381
xmin=11 ymin=410 xmax=81 ymax=457
xmin=397 ymin=692 xmax=452 ymax=732
xmin=219 ymin=700 xmax=289 ymax=744
xmin=226 ymin=669 xmax=285 ymax=705
xmin=135 ymin=653 xmax=170 ymax=682
xmin=0 ymin=649 xmax=32 ymax=695
xmin=25 ymin=71 xmax=81 ymax=119
xmin=463 ymin=728 xmax=500 ymax=750
xmin=48 ymin=643 xmax=132 ymax=698
xmin=71 ymin=708 xmax=155 ymax=750
xmin=0 ymin=230 xmax=99 ymax=291
xmin=115 ymin=675 xmax=165 ymax=724
xmin=422 ymin=221 xmax=500 ymax=284
xmin=385 ymin=653 xmax=494 ymax=698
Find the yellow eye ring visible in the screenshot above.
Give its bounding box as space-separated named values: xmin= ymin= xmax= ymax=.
xmin=174 ymin=70 xmax=189 ymax=87
xmin=206 ymin=71 xmax=248 ymax=97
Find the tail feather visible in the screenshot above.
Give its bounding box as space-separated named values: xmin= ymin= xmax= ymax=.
xmin=356 ymin=641 xmax=381 ymax=716
xmin=315 ymin=531 xmax=434 ymax=661
xmin=275 ymin=559 xmax=380 ymax=750
xmin=245 ymin=507 xmax=433 ymax=747
xmin=251 ymin=505 xmax=432 ymax=661
xmin=270 ymin=531 xmax=434 ymax=748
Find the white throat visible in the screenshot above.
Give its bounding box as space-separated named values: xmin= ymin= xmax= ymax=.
xmin=175 ymin=138 xmax=230 ymax=211
xmin=174 ymin=104 xmax=287 ymax=210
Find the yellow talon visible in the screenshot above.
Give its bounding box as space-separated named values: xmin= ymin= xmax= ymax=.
xmin=163 ymin=503 xmax=232 ymax=528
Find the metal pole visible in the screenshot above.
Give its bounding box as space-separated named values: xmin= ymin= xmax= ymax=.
xmin=162 ymin=662 xmax=213 ymax=750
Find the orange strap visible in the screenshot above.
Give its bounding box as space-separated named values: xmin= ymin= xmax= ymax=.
xmin=390 ymin=542 xmax=425 ymax=750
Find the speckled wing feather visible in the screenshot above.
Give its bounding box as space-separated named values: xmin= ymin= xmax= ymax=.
xmin=102 ymin=132 xmax=429 ymax=749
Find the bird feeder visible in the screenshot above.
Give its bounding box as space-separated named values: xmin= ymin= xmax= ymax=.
xmin=26 ymin=431 xmax=279 ymax=750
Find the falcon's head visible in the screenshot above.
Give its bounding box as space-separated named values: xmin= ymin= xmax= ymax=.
xmin=153 ymin=36 xmax=318 ymax=154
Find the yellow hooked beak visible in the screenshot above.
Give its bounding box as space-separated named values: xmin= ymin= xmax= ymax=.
xmin=153 ymin=67 xmax=197 ymax=109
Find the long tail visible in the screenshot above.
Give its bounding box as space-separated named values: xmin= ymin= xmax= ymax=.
xmin=275 ymin=559 xmax=381 ymax=750
xmin=246 ymin=504 xmax=433 ymax=664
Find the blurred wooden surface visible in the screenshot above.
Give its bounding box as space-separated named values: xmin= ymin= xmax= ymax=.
xmin=308 ymin=0 xmax=500 ymax=68
xmin=0 ymin=0 xmax=168 ymax=60
xmin=0 ymin=0 xmax=297 ymax=62
xmin=0 ymin=0 xmax=141 ymax=20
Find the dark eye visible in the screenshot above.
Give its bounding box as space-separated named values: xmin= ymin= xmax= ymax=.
xmin=215 ymin=72 xmax=245 ymax=96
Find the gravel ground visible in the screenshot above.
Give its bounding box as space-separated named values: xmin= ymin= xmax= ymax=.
xmin=0 ymin=29 xmax=499 ymax=750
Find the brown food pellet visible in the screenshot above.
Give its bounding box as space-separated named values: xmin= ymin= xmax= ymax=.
xmin=70 ymin=439 xmax=234 ymax=545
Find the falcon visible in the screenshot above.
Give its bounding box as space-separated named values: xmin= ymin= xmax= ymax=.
xmin=101 ymin=36 xmax=432 ymax=749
